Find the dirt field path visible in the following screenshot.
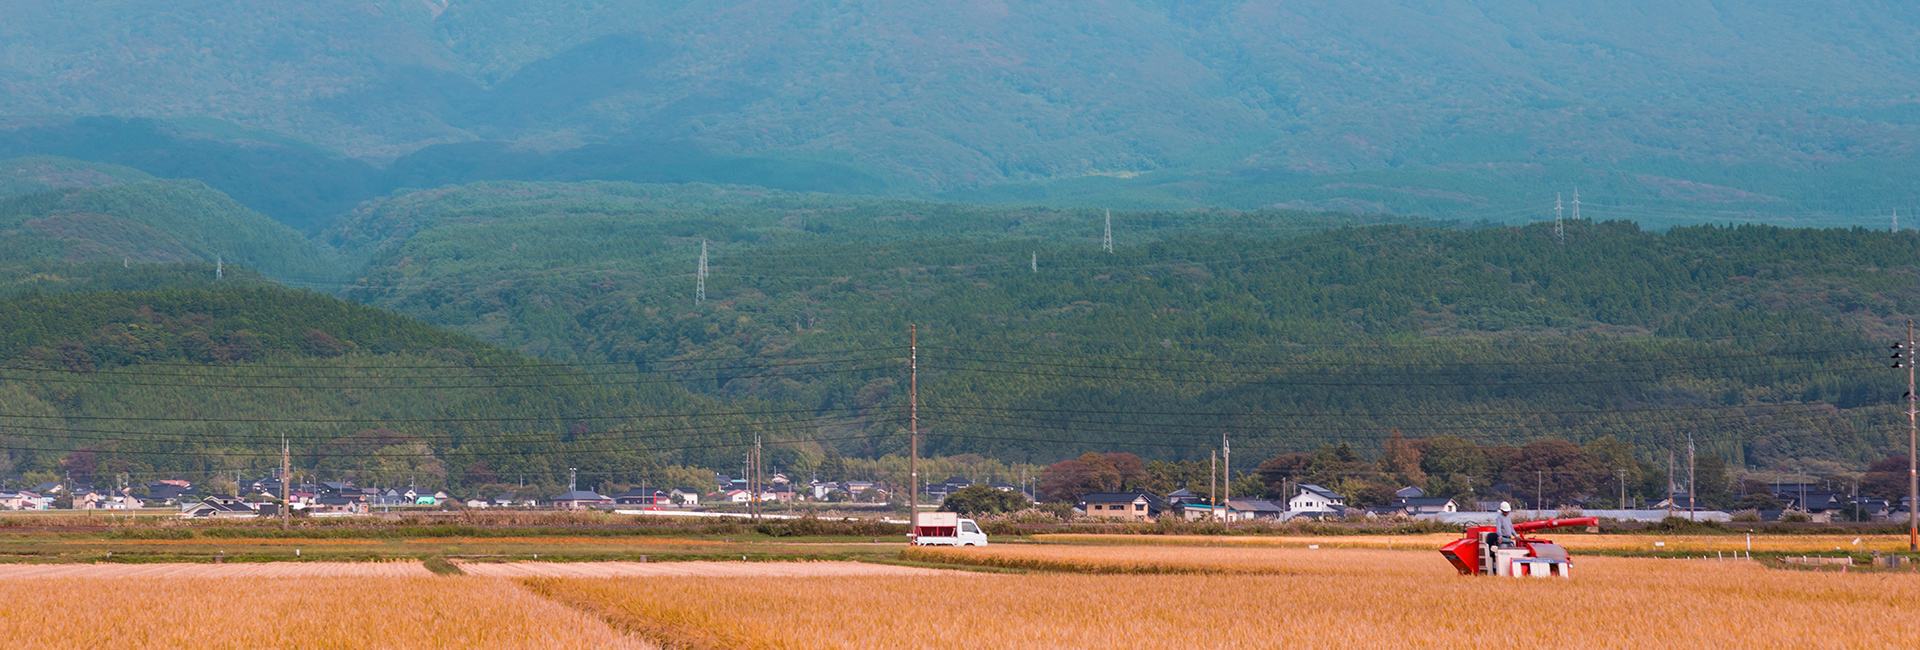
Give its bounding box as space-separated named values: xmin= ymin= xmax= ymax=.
xmin=458 ymin=560 xmax=966 ymax=578
xmin=0 ymin=562 xmax=433 ymax=579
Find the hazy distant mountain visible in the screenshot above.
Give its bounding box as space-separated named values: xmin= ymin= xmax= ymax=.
xmin=2 ymin=1 xmax=1917 ymax=216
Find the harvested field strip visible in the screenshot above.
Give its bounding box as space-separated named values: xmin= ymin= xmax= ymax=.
xmin=0 ymin=561 xmax=434 ymax=579
xmin=526 ymin=552 xmax=1920 ymax=649
xmin=1034 ymin=533 xmax=1457 ymax=550
xmin=1035 ymin=533 xmax=1920 ymax=553
xmin=402 ymin=536 xmax=730 ymax=546
xmin=905 ymin=545 xmax=1414 ymax=575
xmin=0 ymin=576 xmax=653 ymax=649
xmin=463 ymin=560 xmax=961 ymax=578
xmin=49 ymin=538 xmax=382 ymax=546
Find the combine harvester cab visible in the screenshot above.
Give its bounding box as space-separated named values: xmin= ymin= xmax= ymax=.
xmin=910 ymin=512 xmax=989 ymax=546
xmin=1439 ymin=517 xmax=1597 ymax=578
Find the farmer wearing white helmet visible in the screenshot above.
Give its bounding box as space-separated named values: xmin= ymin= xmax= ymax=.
xmin=1495 ymin=501 xmax=1518 ymax=547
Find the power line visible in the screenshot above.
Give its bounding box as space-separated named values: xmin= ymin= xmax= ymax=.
xmin=923 ymin=349 xmax=1861 ymax=378
xmin=0 ymin=429 xmax=905 ymax=460
xmin=919 ymin=360 xmax=1875 ymax=388
xmin=0 ymin=411 xmax=886 ymax=447
xmin=0 ymin=405 xmax=871 ymax=425
xmin=0 ymin=362 xmax=899 ymax=390
xmin=0 ymin=354 xmax=902 ymax=379
xmin=923 ymin=344 xmax=1870 ymax=369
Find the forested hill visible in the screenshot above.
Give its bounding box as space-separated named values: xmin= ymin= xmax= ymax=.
xmin=0 ymin=175 xmax=338 ymax=281
xmin=0 ymin=276 xmax=827 ymax=499
xmin=4 ymin=179 xmax=1920 ymax=498
xmin=295 ymin=180 xmax=1920 ymax=481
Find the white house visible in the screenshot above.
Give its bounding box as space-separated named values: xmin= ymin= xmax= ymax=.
xmin=1288 ymin=484 xmax=1346 ymax=513
xmin=670 ymin=487 xmax=702 ymax=506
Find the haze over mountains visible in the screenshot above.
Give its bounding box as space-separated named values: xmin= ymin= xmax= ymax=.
xmin=3 ymin=3 xmax=1918 ymax=489
xmin=3 ymin=1 xmax=1918 ymax=224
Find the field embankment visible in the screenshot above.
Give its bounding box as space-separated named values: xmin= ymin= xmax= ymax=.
xmin=459 ymin=560 xmax=961 ymax=578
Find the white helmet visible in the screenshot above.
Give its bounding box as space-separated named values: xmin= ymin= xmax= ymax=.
xmin=1498 ymin=501 xmax=1512 ymax=513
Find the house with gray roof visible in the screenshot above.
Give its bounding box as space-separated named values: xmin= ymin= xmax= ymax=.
xmin=1287 ymin=485 xmax=1345 ymax=513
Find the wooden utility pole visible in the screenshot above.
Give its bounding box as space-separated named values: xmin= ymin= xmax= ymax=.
xmin=750 ymin=435 xmax=762 ymax=523
xmin=1687 ymin=434 xmax=1697 ymax=522
xmin=1909 ymin=320 xmax=1918 ymax=551
xmin=280 ymin=433 xmax=290 ymax=530
xmin=909 ymin=324 xmax=919 ymax=526
xmin=1221 ymin=435 xmax=1231 ymax=526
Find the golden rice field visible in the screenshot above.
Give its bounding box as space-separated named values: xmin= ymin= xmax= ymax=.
xmin=526 ymin=547 xmax=1920 ymax=649
xmin=1038 ymin=532 xmax=1920 ymax=553
xmin=0 ymin=576 xmax=655 ymax=649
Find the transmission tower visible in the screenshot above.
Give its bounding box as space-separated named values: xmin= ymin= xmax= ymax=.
xmin=215 ymin=255 xmax=224 ymax=280
xmin=696 ymin=240 xmax=708 ymax=305
xmin=1103 ymin=209 xmax=1113 ymax=253
xmin=1031 ymin=251 xmax=1037 ymax=273
xmin=1554 ymin=194 xmax=1565 ymax=247
xmin=1572 ymin=186 xmax=1581 ymax=221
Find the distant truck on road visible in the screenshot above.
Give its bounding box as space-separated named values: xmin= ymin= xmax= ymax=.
xmin=910 ymin=512 xmax=989 ymax=546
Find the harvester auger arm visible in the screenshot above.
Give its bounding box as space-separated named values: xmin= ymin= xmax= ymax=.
xmin=1514 ymin=516 xmax=1600 ymax=533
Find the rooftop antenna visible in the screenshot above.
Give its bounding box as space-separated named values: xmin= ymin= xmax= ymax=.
xmin=1103 ymin=208 xmax=1113 ymax=253
xmin=1554 ymin=194 xmax=1565 ymax=247
xmin=696 ymin=240 xmax=708 ymax=305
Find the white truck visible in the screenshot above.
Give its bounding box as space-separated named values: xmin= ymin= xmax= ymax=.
xmin=910 ymin=512 xmax=989 ymax=546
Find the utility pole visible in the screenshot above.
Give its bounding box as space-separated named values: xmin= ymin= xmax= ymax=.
xmin=280 ymin=432 xmax=290 ymax=530
xmin=1103 ymin=209 xmax=1113 ymax=253
xmin=1893 ymin=319 xmax=1918 ymax=551
xmin=1536 ymin=469 xmax=1543 ymax=512
xmin=1688 ymin=434 xmax=1697 ymax=522
xmin=1618 ymin=469 xmax=1627 ymax=510
xmin=1554 ymin=194 xmax=1565 ymax=247
xmin=1222 ymin=435 xmax=1231 ymax=526
xmin=696 ymin=240 xmax=708 ymax=305
xmin=752 ymin=434 xmax=762 ymax=523
xmin=909 ymin=323 xmax=919 ymax=526
xmin=1209 ymin=449 xmax=1218 ymax=522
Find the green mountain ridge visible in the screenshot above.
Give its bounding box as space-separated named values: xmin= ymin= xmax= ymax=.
xmin=2 ymin=3 xmax=1918 ymax=227
xmin=0 ymin=176 xmax=339 ymax=281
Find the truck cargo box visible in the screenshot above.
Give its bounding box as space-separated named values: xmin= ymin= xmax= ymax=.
xmin=915 ymin=512 xmax=958 ymax=527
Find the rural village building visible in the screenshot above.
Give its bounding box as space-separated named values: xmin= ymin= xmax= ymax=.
xmin=1288 ymin=485 xmax=1346 ymax=513
xmin=1078 ymin=491 xmax=1165 ymax=521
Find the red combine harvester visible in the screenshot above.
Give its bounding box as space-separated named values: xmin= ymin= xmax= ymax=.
xmin=1439 ymin=516 xmax=1598 ymax=578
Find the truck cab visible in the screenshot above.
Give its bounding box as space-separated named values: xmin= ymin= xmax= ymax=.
xmin=910 ymin=512 xmax=989 ymax=546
